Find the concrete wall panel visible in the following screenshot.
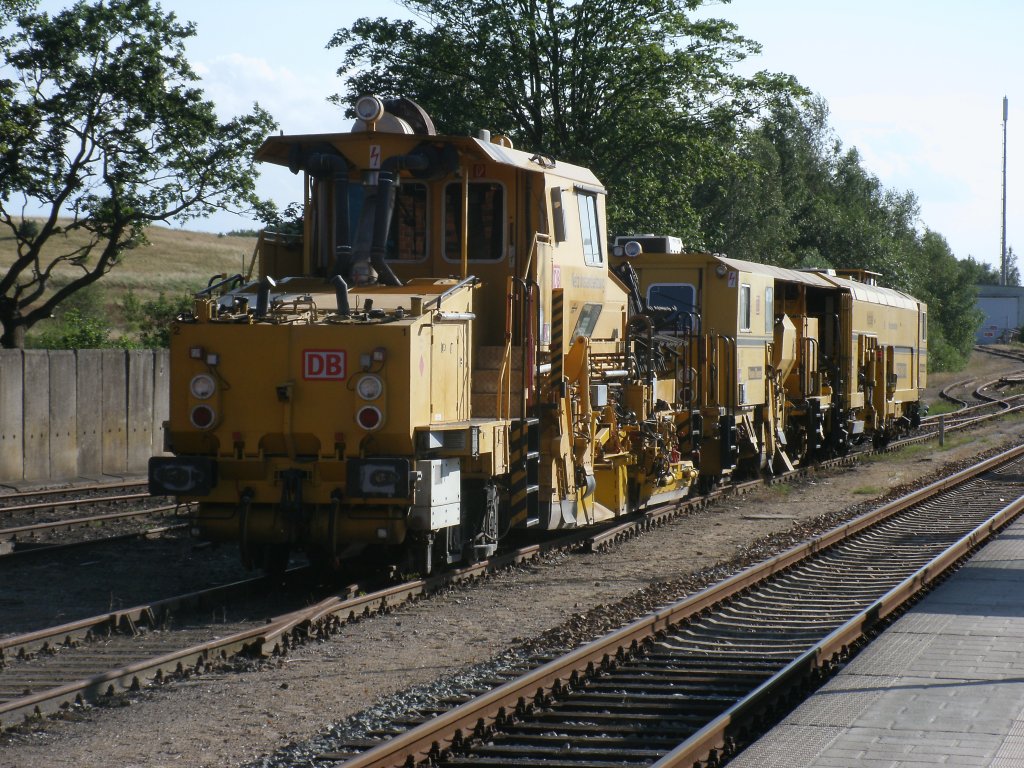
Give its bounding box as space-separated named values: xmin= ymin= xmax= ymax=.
xmin=0 ymin=350 xmax=24 ymax=483
xmin=152 ymin=349 xmax=170 ymax=457
xmin=76 ymin=350 xmax=103 ymax=477
xmin=101 ymin=349 xmax=128 ymax=475
xmin=127 ymin=350 xmax=153 ymax=472
xmin=22 ymin=350 xmax=50 ymax=482
xmin=48 ymin=350 xmax=77 ymax=479
xmin=1 ymin=349 xmax=167 ymax=483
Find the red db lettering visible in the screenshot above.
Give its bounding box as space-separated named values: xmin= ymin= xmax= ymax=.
xmin=303 ymin=350 xmax=346 ymax=380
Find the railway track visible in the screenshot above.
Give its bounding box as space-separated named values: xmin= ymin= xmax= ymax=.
xmin=0 ymin=479 xmax=182 ymax=557
xmin=0 ymin=463 xmax=794 ymax=732
xmin=313 ymin=444 xmax=1024 ymax=768
xmin=3 ymin=395 xmax=1022 ymax=740
xmin=0 ymin=525 xmax=612 ymax=728
xmin=0 ymin=416 xmax=1012 ymax=733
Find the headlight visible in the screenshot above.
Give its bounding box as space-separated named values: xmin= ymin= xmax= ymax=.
xmin=355 ymin=95 xmax=385 ymax=123
xmin=190 ymin=373 xmax=216 ymax=399
xmin=356 ymin=374 xmax=384 ymax=400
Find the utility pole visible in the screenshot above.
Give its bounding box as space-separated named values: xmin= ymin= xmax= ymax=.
xmin=1002 ymin=96 xmax=1009 ymax=286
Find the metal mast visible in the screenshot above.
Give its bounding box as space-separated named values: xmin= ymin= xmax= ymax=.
xmin=1002 ymin=96 xmax=1009 ymax=286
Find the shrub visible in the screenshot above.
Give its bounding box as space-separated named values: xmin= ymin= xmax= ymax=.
xmin=120 ymin=290 xmax=193 ymax=348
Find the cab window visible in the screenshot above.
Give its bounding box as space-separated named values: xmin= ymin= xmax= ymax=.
xmin=740 ymin=284 xmax=751 ymax=331
xmin=349 ymin=182 xmax=428 ymax=261
xmin=576 ymin=191 xmax=603 ymax=266
xmin=444 ymin=181 xmax=505 ymax=261
xmin=647 ymin=283 xmax=697 ymax=331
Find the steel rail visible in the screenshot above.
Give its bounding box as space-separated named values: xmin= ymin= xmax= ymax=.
xmin=0 ymin=503 xmax=179 ymax=542
xmin=0 ymin=479 xmax=149 ymax=501
xmin=0 ymin=522 xmax=188 ymax=563
xmin=0 ymin=571 xmax=283 ymax=662
xmin=328 ymin=443 xmax=1024 ymax=768
xmin=0 ymin=491 xmax=153 ymax=516
xmin=0 ymin=534 xmax=579 ymax=728
xmin=654 ymin=480 xmax=1024 ymax=767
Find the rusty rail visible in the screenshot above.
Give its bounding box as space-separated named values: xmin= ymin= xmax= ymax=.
xmin=330 ymin=443 xmax=1024 ymax=768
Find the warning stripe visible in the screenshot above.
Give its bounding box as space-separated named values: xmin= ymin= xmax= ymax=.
xmin=551 ymin=289 xmax=564 ymax=388
xmin=508 ymin=418 xmax=539 ymax=528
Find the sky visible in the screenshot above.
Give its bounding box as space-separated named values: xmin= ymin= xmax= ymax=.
xmin=28 ymin=0 xmax=1024 ymax=269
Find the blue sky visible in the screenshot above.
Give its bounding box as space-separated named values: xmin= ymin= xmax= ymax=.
xmin=30 ymin=0 xmax=1024 ymax=269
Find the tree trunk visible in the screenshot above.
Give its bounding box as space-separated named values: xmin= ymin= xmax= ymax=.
xmin=0 ymin=299 xmax=26 ymax=349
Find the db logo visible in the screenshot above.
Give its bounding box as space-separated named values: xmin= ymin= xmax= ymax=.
xmin=303 ymin=349 xmax=346 ymax=380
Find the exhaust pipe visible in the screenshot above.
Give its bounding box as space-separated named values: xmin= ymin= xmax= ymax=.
xmin=330 ymin=274 xmax=350 ymax=315
xmin=255 ymin=275 xmax=277 ymax=318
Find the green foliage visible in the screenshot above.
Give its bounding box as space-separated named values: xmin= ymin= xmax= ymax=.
xmin=0 ymin=0 xmax=277 ymax=348
xmin=27 ymin=284 xmax=128 ymax=349
xmin=119 ymin=290 xmax=192 ymax=348
xmin=331 ymin=0 xmax=802 ymax=246
xmin=265 ymin=202 xmax=304 ymax=237
xmin=31 ymin=307 xmax=119 ymax=349
xmin=960 ymin=255 xmax=1001 ymax=285
xmin=15 ymin=218 xmax=38 ymax=241
xmin=912 ymin=230 xmax=983 ymax=371
xmin=333 ymin=0 xmax=982 ymax=373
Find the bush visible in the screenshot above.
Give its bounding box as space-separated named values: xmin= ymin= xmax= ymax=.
xmin=31 ymin=308 xmax=132 ymax=349
xmin=120 ymin=291 xmax=193 ymax=348
xmin=27 ymin=284 xmax=133 ymax=349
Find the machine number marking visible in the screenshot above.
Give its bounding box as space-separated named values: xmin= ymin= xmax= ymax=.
xmin=304 ymin=349 xmax=347 ymax=380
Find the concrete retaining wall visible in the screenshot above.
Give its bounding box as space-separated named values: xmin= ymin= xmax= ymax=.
xmin=0 ymin=349 xmax=168 ymax=485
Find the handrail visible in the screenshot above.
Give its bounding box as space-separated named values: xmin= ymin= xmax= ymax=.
xmin=519 ymin=231 xmax=551 ymax=282
xmin=423 ymin=275 xmax=479 ymax=311
xmin=195 ymin=273 xmax=244 ymax=297
xmin=803 ymin=336 xmax=818 ymax=399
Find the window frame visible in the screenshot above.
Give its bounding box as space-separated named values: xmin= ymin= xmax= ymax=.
xmin=740 ymin=284 xmax=752 ymax=332
xmin=441 ymin=179 xmax=507 ymax=263
xmin=576 ymin=189 xmax=603 ymax=267
xmin=348 ymin=181 xmax=431 ymax=263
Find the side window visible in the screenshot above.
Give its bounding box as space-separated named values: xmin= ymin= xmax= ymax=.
xmin=921 ymin=311 xmax=928 ymax=341
xmin=647 ymin=283 xmax=696 ymax=315
xmin=740 ymin=284 xmax=751 ymax=331
xmin=572 ymin=303 xmax=603 ymax=340
xmin=444 ymin=181 xmax=505 ymax=261
xmin=765 ymin=286 xmax=774 ymax=334
xmin=576 ymin=190 xmax=603 ymax=266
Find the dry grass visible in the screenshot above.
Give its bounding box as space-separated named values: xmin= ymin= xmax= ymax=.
xmin=0 ymin=221 xmax=258 ymax=302
xmin=1 ymin=221 xmax=258 ymax=340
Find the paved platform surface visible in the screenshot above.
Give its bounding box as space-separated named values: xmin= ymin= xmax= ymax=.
xmin=730 ymin=517 xmax=1024 ymax=767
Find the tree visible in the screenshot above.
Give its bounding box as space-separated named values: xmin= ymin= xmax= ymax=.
xmin=913 ymin=230 xmax=983 ymax=371
xmin=1006 ymin=246 xmax=1020 ymax=286
xmin=0 ymin=0 xmax=277 ymax=348
xmin=960 ymin=255 xmax=1001 ymax=286
xmin=330 ymin=0 xmax=802 ymax=245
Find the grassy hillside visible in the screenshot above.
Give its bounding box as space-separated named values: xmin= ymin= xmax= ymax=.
xmin=0 ymin=221 xmax=259 ymax=342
